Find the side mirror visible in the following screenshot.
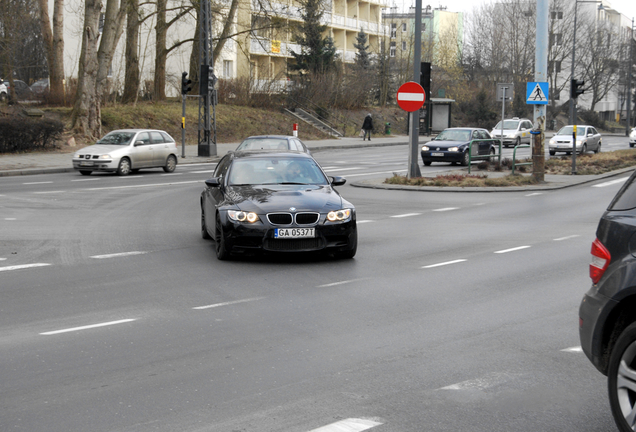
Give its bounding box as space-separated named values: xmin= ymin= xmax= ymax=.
xmin=330 ymin=176 xmax=346 ymax=186
xmin=134 ymin=140 xmax=145 ymax=146
xmin=205 ymin=177 xmax=221 ymax=188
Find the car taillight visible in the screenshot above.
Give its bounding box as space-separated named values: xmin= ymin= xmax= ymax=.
xmin=590 ymin=238 xmax=611 ymax=284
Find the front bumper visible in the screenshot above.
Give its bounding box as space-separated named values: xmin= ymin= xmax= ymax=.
xmin=220 ymin=217 xmax=357 ymax=255
xmin=421 ymin=150 xmax=464 ymax=164
xmin=73 ymin=158 xmax=118 ymax=172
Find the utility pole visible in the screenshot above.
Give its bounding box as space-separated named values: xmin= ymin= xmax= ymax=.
xmin=533 ymin=0 xmax=548 ymax=182
xmin=407 ymin=0 xmax=423 ymax=179
xmin=198 ymin=0 xmax=216 ymax=157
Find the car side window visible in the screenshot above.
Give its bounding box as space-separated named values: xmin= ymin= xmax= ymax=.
xmin=214 ymin=155 xmax=231 ymax=179
xmin=149 ymin=131 xmax=164 ymax=143
xmin=297 ymin=140 xmax=308 ymax=152
xmin=287 ymin=140 xmax=298 ymax=151
xmin=608 ymin=172 xmax=636 ymax=211
xmin=160 ymin=132 xmax=174 ymax=143
xmin=136 ymin=132 xmax=150 ymax=145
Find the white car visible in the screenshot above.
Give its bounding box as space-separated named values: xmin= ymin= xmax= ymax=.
xmin=548 ymin=125 xmax=602 ymax=155
xmin=0 ymin=79 xmax=7 ymax=102
xmin=630 ymin=127 xmax=636 ymax=148
xmin=72 ymin=129 xmax=178 ymax=176
xmin=490 ymin=117 xmax=533 ymax=147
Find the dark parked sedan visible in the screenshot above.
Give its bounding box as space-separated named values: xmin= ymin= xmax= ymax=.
xmin=235 ymin=135 xmax=311 ymax=154
xmin=201 ymin=151 xmax=357 ymax=260
xmin=579 ymin=170 xmax=636 ymax=432
xmin=421 ymin=128 xmax=496 ymax=166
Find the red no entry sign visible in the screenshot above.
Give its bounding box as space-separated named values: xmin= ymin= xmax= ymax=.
xmin=397 ymin=81 xmax=426 ymax=112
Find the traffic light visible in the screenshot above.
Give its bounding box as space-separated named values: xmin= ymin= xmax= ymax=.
xmin=181 ymin=72 xmax=192 ymax=95
xmin=570 ymin=78 xmax=585 ymax=99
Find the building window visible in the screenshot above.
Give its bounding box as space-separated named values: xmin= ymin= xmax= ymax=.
xmin=390 ymin=41 xmax=396 ymax=57
xmin=402 ymin=23 xmax=406 ymax=32
xmin=549 ymin=33 xmax=562 ymax=46
xmin=551 ymin=11 xmax=563 ymax=19
xmin=223 ymin=60 xmax=233 ymax=78
xmin=391 ymin=23 xmax=397 ymax=38
xmin=402 ymin=41 xmax=406 ymax=50
xmin=252 ymin=15 xmax=270 ymax=38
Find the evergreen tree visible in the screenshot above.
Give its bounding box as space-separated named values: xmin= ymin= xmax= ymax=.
xmin=353 ymin=28 xmax=370 ymax=70
xmin=290 ymin=0 xmax=337 ymax=74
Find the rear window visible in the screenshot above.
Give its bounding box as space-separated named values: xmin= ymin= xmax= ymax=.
xmin=608 ymin=171 xmax=636 ymax=211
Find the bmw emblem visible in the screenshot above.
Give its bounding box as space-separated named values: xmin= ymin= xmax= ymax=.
xmin=290 ymin=207 xmax=296 ymax=212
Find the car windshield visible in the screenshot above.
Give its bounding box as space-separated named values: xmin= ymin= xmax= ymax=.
xmin=435 ymin=130 xmax=471 ymax=141
xmin=96 ymin=132 xmax=135 ymax=145
xmin=237 ymin=138 xmax=289 ymax=151
xmin=229 ymin=158 xmax=328 ymax=186
xmin=556 ymin=126 xmax=586 ymax=137
xmin=493 ymin=120 xmax=520 ymax=130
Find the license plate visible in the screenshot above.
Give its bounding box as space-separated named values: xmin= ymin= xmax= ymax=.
xmin=274 ymin=228 xmax=315 ymax=238
xmin=79 ymin=161 xmax=94 ymax=166
xmin=431 ymin=152 xmax=444 ymax=157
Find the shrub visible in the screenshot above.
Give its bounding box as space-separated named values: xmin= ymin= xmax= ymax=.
xmin=0 ymin=117 xmax=64 ymax=153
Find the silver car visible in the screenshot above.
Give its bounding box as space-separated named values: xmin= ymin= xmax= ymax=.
xmin=490 ymin=118 xmax=533 ymax=147
xmin=630 ymin=127 xmax=636 ymax=148
xmin=72 ymin=129 xmax=178 ymax=176
xmin=548 ymin=125 xmax=602 ymax=155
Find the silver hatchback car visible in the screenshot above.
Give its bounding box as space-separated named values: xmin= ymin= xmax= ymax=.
xmin=548 ymin=125 xmax=602 ymax=155
xmin=490 ymin=118 xmax=533 ymax=147
xmin=72 ymin=129 xmax=178 ymax=176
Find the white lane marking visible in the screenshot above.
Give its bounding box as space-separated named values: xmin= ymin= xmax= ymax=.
xmin=525 ymin=192 xmax=543 ymax=196
xmin=433 ymin=207 xmax=458 ymax=212
xmin=342 ymin=169 xmax=407 ymax=178
xmin=357 ymin=220 xmax=374 ymax=224
xmin=308 ymin=418 xmax=383 ymax=432
xmin=191 ymin=170 xmax=216 ymax=174
xmin=161 ymin=173 xmax=183 ymax=176
xmin=71 ymin=178 xmax=101 ymax=182
xmin=40 ymin=318 xmax=137 ymax=336
xmin=0 ymin=263 xmax=51 ymax=272
xmin=33 ymin=191 xmax=65 ymax=194
xmin=554 ymin=235 xmax=580 ymax=241
xmin=4 ymin=218 xmax=17 ymax=220
xmin=562 ymin=346 xmax=582 ymax=353
xmin=90 ymin=251 xmax=147 ymax=259
xmin=317 ymin=278 xmax=369 ymax=288
xmin=592 ymin=177 xmax=629 ymax=188
xmin=86 ymin=180 xmax=201 ymax=191
xmin=193 ymin=297 xmax=265 ymax=310
xmin=422 ymin=259 xmax=467 ymax=269
xmin=391 ymin=213 xmax=421 ymax=218
xmin=439 ymin=372 xmax=516 ymax=391
xmin=118 ymin=176 xmax=144 ymax=179
xmin=0 ymin=258 xmax=7 ymax=261
xmin=179 ymin=162 xmax=217 ymax=167
xmin=494 ymin=246 xmax=531 ymax=254
xmin=23 ymin=181 xmax=53 ymax=185
xmin=323 ymin=167 xmax=365 ymax=172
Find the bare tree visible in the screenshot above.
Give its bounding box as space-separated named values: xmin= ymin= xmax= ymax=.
xmin=36 ymin=0 xmax=65 ymax=104
xmin=121 ymin=0 xmax=140 ymax=103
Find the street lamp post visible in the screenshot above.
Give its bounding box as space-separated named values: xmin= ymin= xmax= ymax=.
xmin=627 ymin=18 xmax=634 ymax=136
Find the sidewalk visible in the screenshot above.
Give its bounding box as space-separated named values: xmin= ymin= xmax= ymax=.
xmin=0 ymin=135 xmax=409 ymax=177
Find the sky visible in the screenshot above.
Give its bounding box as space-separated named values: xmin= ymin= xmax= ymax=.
xmin=392 ymin=0 xmax=636 ymax=23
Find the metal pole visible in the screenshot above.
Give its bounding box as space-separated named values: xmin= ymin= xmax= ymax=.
xmin=500 ymin=87 xmax=506 ymax=164
xmin=181 ymin=94 xmax=186 ymax=158
xmin=408 ymin=0 xmax=423 ymax=179
xmin=627 ymin=17 xmax=634 ymax=135
xmin=533 ymin=0 xmax=548 ymax=182
xmin=569 ymin=0 xmax=579 ymax=126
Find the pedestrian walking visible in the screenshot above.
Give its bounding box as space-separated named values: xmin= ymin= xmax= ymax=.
xmin=361 ymin=114 xmax=373 ymax=141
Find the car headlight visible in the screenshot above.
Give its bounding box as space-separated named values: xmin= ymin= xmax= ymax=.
xmin=99 ymin=154 xmax=111 ymax=159
xmin=74 ymin=153 xmax=82 ymax=159
xmin=228 ymin=210 xmax=259 ymax=223
xmin=576 ymin=140 xmax=582 ymax=146
xmin=326 ymin=209 xmax=352 ymax=222
xmin=506 ymin=134 xmax=516 ymax=138
xmin=421 ymin=145 xmax=429 ymax=151
xmin=448 ymin=147 xmax=459 ymax=152
xmin=549 ymin=139 xmax=555 ymax=145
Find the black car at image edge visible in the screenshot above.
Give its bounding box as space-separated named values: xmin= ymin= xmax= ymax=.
xmin=200 ymin=151 xmax=357 ymax=260
xmin=579 ymin=170 xmax=636 ymax=432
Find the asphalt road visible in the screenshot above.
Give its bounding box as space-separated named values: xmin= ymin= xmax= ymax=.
xmin=0 ymin=143 xmax=630 ymax=432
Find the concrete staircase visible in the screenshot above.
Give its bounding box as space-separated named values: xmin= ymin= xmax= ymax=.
xmin=285 ymin=108 xmax=344 ymax=137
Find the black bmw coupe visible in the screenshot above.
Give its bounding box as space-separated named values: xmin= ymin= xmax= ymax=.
xmin=201 ymin=151 xmax=357 ymax=260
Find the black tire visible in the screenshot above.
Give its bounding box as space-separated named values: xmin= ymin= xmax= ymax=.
xmin=163 ymin=155 xmax=177 ymax=173
xmin=0 ymin=92 xmax=7 ymax=102
xmin=595 ymin=142 xmax=602 ymax=154
xmin=608 ymin=322 xmax=636 ymax=432
xmin=215 ymin=213 xmax=230 ymax=260
xmin=514 ymin=137 xmax=521 ymax=147
xmin=116 ymin=157 xmax=131 ymax=176
xmin=549 ymin=150 xmax=556 ymax=156
xmin=461 ymin=151 xmax=470 ymax=166
xmin=630 ymin=143 xmax=635 ymax=148
xmin=489 ymin=148 xmax=496 ymax=162
xmin=79 ymin=170 xmax=92 ymax=176
xmin=423 ymin=161 xmax=432 ymax=166
xmin=201 ymin=205 xmax=212 ymax=240
xmin=579 ymin=144 xmax=587 ymax=155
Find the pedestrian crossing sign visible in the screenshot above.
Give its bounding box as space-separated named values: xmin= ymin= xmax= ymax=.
xmin=526 ymin=82 xmax=549 ymax=105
